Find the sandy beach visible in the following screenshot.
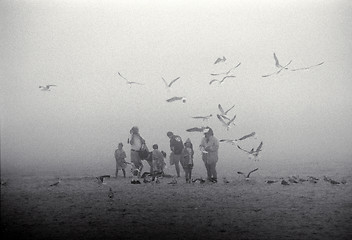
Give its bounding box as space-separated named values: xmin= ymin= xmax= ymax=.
xmin=1 ymin=164 xmax=351 ymax=240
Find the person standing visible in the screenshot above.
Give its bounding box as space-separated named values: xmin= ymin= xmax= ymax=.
xmin=167 ymin=131 xmax=184 ymax=178
xmin=114 ymin=142 xmax=127 ymax=178
xmin=181 ymin=138 xmax=194 ymax=183
xmin=199 ymin=128 xmax=219 ymax=183
xmin=129 ymin=126 xmax=145 ymax=178
xmin=151 ymin=144 xmax=166 ymax=174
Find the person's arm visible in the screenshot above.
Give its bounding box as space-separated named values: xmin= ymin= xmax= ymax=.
xmin=205 ymin=138 xmax=219 ymax=152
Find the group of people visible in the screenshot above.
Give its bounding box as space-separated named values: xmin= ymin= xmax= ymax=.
xmin=114 ymin=126 xmax=219 ymax=183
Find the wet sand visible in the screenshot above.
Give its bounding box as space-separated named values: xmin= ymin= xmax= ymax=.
xmin=1 ymin=170 xmax=351 ymax=240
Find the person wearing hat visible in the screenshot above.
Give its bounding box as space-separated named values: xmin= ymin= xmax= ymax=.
xmin=129 ymin=126 xmax=145 ymax=178
xmin=199 ymin=127 xmax=219 ymax=183
xmin=167 ymin=131 xmax=184 ymax=178
xmin=114 ymin=142 xmax=127 ymax=178
xmin=181 ymin=138 xmax=194 ymax=183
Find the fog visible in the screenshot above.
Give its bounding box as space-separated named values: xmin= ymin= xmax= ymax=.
xmin=1 ymin=0 xmax=352 ymax=177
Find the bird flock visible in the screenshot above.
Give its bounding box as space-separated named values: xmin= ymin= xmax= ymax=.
xmin=37 ymin=52 xmax=325 ymax=181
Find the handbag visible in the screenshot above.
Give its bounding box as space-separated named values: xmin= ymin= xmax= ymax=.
xmin=138 ymin=143 xmax=150 ymax=160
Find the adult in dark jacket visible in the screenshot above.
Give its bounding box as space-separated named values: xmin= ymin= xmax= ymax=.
xmin=167 ymin=131 xmax=184 ymax=177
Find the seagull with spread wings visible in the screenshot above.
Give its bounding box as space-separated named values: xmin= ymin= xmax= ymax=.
xmin=118 ymin=72 xmax=144 ymax=86
xmin=237 ymin=141 xmax=263 ymax=156
xmin=290 ymin=61 xmax=324 ymax=71
xmin=166 ymin=96 xmax=186 ymax=103
xmin=218 ymin=104 xmax=235 ymax=121
xmin=191 ymin=114 xmax=213 ymax=121
xmin=210 ymin=62 xmax=241 ymax=76
xmin=186 ymin=126 xmax=208 ymax=133
xmin=214 ymin=56 xmax=226 ymax=64
xmin=39 ymin=85 xmax=57 ymax=91
xmin=217 ymin=114 xmax=237 ymax=131
xmin=209 ymin=75 xmax=236 ymax=85
xmin=237 ymin=168 xmax=259 ymax=180
xmin=262 ymin=53 xmax=292 ymax=77
xmin=162 ymin=76 xmax=180 ymax=89
xmin=220 ymin=132 xmax=256 ymax=144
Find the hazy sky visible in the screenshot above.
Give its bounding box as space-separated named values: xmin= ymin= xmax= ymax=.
xmin=1 ymin=0 xmax=352 ymax=176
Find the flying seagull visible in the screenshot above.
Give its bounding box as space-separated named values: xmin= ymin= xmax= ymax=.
xmin=290 ymin=61 xmax=324 ymax=71
xmin=237 ymin=141 xmax=263 ymax=158
xmin=218 ymin=104 xmax=235 ymax=121
xmin=217 ymin=114 xmax=236 ymax=131
xmin=162 ymin=76 xmax=181 ymax=88
xmin=238 ymin=132 xmax=256 ymax=141
xmin=118 ymin=72 xmax=144 ymax=86
xmin=214 ymin=56 xmax=226 ymax=64
xmin=166 ymin=96 xmax=186 ymax=103
xmin=39 ymin=85 xmax=57 ymax=91
xmin=191 ymin=114 xmax=213 ymax=121
xmin=237 ymin=168 xmax=259 ymax=180
xmin=220 ymin=132 xmax=256 ymax=144
xmin=49 ymin=178 xmax=61 ymax=187
xmin=186 ymin=127 xmax=208 ymax=132
xmin=262 ymin=53 xmax=292 ymax=77
xmin=210 ymin=62 xmax=241 ymax=76
xmin=209 ymin=75 xmax=236 ymax=85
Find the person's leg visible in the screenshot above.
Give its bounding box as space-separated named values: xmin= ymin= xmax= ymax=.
xmin=189 ymin=168 xmax=192 ymax=183
xmin=184 ymin=168 xmax=189 ymax=182
xmin=115 ymin=166 xmax=118 ymax=178
xmin=131 ymin=151 xmax=143 ymax=178
xmin=174 ymin=154 xmax=181 ymax=177
xmin=210 ymin=162 xmax=217 ymax=182
xmin=205 ymin=163 xmax=212 ymax=180
xmin=122 ymin=169 xmax=126 ymax=178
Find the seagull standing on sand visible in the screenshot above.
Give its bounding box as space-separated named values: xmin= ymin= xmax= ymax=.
xmin=108 ymin=187 xmax=114 ymax=199
xmin=162 ymin=76 xmax=181 ymax=89
xmin=262 ymin=53 xmax=292 ymax=77
xmin=168 ymin=177 xmax=177 ymax=185
xmin=117 ymin=72 xmax=144 ymax=86
xmin=49 ymin=178 xmax=61 ymax=187
xmin=96 ymin=175 xmax=110 ymax=184
xmin=166 ymin=96 xmax=186 ymax=103
xmin=214 ymin=56 xmax=226 ymax=64
xmin=39 ymin=85 xmax=57 ymax=91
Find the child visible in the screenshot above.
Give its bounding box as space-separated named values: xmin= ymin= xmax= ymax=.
xmin=114 ymin=142 xmax=127 ymax=178
xmin=152 ymin=144 xmax=166 ymax=175
xmin=181 ymin=138 xmax=194 ymax=183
